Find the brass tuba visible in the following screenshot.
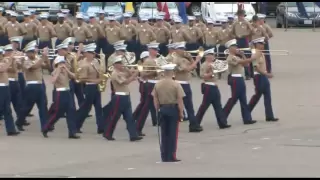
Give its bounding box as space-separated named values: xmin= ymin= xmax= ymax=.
xmin=97 ymin=52 xmax=111 ymax=92
xmin=211 ymin=59 xmax=229 ymax=73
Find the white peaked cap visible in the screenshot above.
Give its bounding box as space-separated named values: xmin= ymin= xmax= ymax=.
xmin=88 ymin=13 xmax=96 ymax=18
xmin=25 ymin=40 xmax=37 ymax=48
xmin=98 ymin=9 xmax=105 ymax=14
xmin=204 ymin=48 xmax=215 ymax=56
xmin=161 ymin=63 xmax=177 ymax=71
xmin=29 ymin=9 xmax=35 ymax=13
xmin=62 ymin=37 xmax=75 ymax=44
xmin=147 ymin=43 xmax=160 ymax=49
xmin=251 ymin=37 xmax=265 ymax=44
xmin=113 ymin=55 xmax=123 ymax=64
xmin=41 ymin=12 xmax=49 ymax=16
xmin=193 ymin=12 xmax=201 ymax=16
xmin=140 ymin=51 xmax=150 ymax=59
xmin=225 ymin=39 xmax=237 ymax=48
xmin=166 ymin=43 xmax=176 ymax=49
xmin=155 ymin=15 xmax=163 ymax=20
xmin=76 ymin=13 xmax=84 ymax=19
xmin=173 ymin=17 xmax=182 ymax=23
xmin=83 ymin=43 xmax=97 ymax=52
xmin=108 ymin=16 xmax=116 ymax=21
xmin=23 ymin=11 xmax=31 ymax=16
xmin=220 ymin=19 xmax=228 ymax=23
xmin=4 ymin=44 xmax=13 ymax=51
xmin=140 ymin=16 xmax=148 ymax=21
xmin=206 ymin=18 xmax=213 ymax=24
xmin=114 ymin=44 xmax=127 ymax=51
xmin=188 ymin=16 xmax=196 ymax=21
xmin=61 ymin=9 xmax=70 ymax=14
xmin=123 ymin=13 xmax=132 ymax=18
xmin=158 ymin=12 xmax=166 ymax=16
xmin=54 ymin=56 xmax=66 ymax=65
xmin=56 ymin=43 xmax=68 ymax=50
xmin=9 ymin=36 xmax=23 ymax=43
xmin=113 ymin=40 xmax=125 ymax=47
xmin=10 ymin=12 xmax=18 ymax=17
xmin=57 ymin=13 xmax=65 ymax=18
xmin=174 ymin=42 xmax=186 ymax=49
xmin=0 ymin=47 xmax=3 ymax=54
xmin=108 ymin=12 xmax=115 ymax=16
xmin=39 ymin=14 xmax=48 ymax=19
xmin=24 ymin=44 xmax=36 ymax=52
xmin=256 ymin=13 xmax=267 ymax=19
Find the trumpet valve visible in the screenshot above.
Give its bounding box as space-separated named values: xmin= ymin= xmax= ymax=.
xmin=137 ymin=65 xmax=144 ymax=72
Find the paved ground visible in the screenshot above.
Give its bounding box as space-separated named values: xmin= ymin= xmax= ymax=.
xmin=1 ymin=28 xmax=320 ymax=177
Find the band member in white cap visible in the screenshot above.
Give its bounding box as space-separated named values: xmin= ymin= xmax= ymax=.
xmin=15 ymin=43 xmax=51 ymax=132
xmin=173 ymin=41 xmax=203 ymax=132
xmin=21 ymin=11 xmax=37 ymax=50
xmin=60 ymin=9 xmax=73 ymax=27
xmin=196 ymin=48 xmax=231 ymax=129
xmin=136 ymin=42 xmax=161 ymax=136
xmin=4 ymin=11 xmax=26 ymax=41
xmin=102 ymin=55 xmax=142 ymax=142
xmin=120 ymin=12 xmax=137 ymax=54
xmin=74 ymin=43 xmax=103 ymax=134
xmin=152 ymin=63 xmax=184 ymax=162
xmin=54 ymin=13 xmax=72 ymax=47
xmin=0 ymin=48 xmax=20 ymax=136
xmin=132 ymin=51 xmax=149 ymax=126
xmin=42 ymin=56 xmax=80 ymax=139
xmin=247 ymin=37 xmax=278 ymax=122
xmin=170 ymin=17 xmax=191 ymax=43
xmin=165 ymin=43 xmax=176 ymax=63
xmin=87 ymin=13 xmax=105 ymax=45
xmin=37 ymin=13 xmax=56 ymax=50
xmin=185 ymin=16 xmax=203 ymax=55
xmin=153 ymin=15 xmax=170 ymax=56
xmin=222 ymin=39 xmax=256 ymax=125
xmin=71 ymin=13 xmax=93 ymax=47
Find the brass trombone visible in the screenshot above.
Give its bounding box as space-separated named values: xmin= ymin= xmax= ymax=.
xmin=223 ymin=48 xmax=290 ymax=56
xmin=108 ymin=64 xmax=163 ymax=72
xmin=185 ymin=46 xmax=205 ymax=57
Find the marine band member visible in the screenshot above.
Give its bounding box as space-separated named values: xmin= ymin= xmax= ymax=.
xmin=196 ymin=48 xmax=231 ymax=129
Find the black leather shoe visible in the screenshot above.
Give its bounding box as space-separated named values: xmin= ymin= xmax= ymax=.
xmin=42 ymin=131 xmax=48 ymax=138
xmin=138 ymin=132 xmax=145 ymax=136
xmin=16 ymin=125 xmax=25 ymax=131
xmin=104 ymin=136 xmax=115 ymax=141
xmin=245 ymin=77 xmax=251 ymax=80
xmin=27 ymin=114 xmax=34 ymax=117
xmin=97 ymin=130 xmax=104 ymax=134
xmin=76 ymin=130 xmax=83 ymax=133
xmin=69 ymin=134 xmax=80 ymax=139
xmin=48 ymin=126 xmax=54 ymax=132
xmin=130 ymin=136 xmax=143 ymax=142
xmin=219 ymin=125 xmax=231 ymax=129
xmin=23 ymin=121 xmax=30 ymax=126
xmin=87 ymin=114 xmax=92 ymax=118
xmin=165 ymin=159 xmax=181 ymax=162
xmin=7 ymin=131 xmax=20 ymax=136
xmin=244 ymin=120 xmax=257 ymax=125
xmin=266 ymin=118 xmax=279 ymax=122
xmin=189 ymin=126 xmax=203 ymax=132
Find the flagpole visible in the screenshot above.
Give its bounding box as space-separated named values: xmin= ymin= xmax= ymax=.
xmin=313 ymin=2 xmax=316 ymax=32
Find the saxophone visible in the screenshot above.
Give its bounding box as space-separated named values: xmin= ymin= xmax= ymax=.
xmin=97 ymin=52 xmax=111 ymax=92
xmin=71 ymin=52 xmax=81 ymax=83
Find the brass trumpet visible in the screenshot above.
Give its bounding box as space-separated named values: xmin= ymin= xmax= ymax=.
xmin=108 ymin=64 xmax=163 ymax=72
xmin=223 ymin=48 xmax=290 ymax=56
xmin=185 ymin=46 xmax=205 ymax=57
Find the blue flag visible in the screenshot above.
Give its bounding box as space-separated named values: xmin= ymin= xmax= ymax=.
xmin=260 ymin=2 xmax=267 ymax=14
xmin=296 ymin=2 xmax=309 ymax=19
xmin=178 ymin=2 xmax=188 ymax=24
xmin=80 ymin=2 xmax=91 ymax=13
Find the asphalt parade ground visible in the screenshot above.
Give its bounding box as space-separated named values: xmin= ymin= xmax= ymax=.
xmin=1 ymin=20 xmax=320 ymax=177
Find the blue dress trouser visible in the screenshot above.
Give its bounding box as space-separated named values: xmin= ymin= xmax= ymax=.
xmin=18 ymin=72 xmax=26 ymax=97
xmin=16 ymin=84 xmax=48 ymax=131
xmin=196 ymin=83 xmax=228 ymax=127
xmin=75 ymin=84 xmax=103 ymax=132
xmin=248 ymin=74 xmax=275 ymax=119
xmin=180 ymin=83 xmax=200 ymax=128
xmin=158 ymin=104 xmax=180 ymax=162
xmin=133 ymin=81 xmax=146 ymax=121
xmin=236 ymin=37 xmax=253 ymax=78
xmin=45 ymin=90 xmax=77 ymax=136
xmin=103 ymin=95 xmax=138 ymax=139
xmin=8 ymin=81 xmax=23 ymax=118
xmin=136 ymin=82 xmax=158 ymax=132
xmin=0 ymin=86 xmax=18 ymax=133
xmin=223 ymin=76 xmax=252 ymax=123
xmin=264 ymin=41 xmax=272 ymax=73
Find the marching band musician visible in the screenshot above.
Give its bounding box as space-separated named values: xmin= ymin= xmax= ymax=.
xmin=231 ymin=10 xmax=253 ymax=80
xmin=136 ymin=16 xmax=157 ymax=60
xmin=227 ymin=15 xmax=235 ymax=29
xmin=15 ymin=44 xmax=51 ymax=132
xmin=4 ymin=11 xmax=27 ymax=41
xmin=71 ymin=13 xmax=93 ymax=47
xmin=152 ymin=63 xmax=184 ymax=162
xmin=257 ymin=13 xmax=273 ymax=73
xmin=247 ymin=37 xmax=278 ymax=122
xmin=102 ymin=55 xmax=142 ymax=142
xmin=132 ymin=51 xmax=149 ymax=127
xmin=54 ymin=13 xmax=72 ymax=47
xmin=60 ymin=9 xmax=74 ymax=28
xmin=106 ymin=13 xmax=121 ymax=27
xmin=170 ymin=17 xmax=191 ymax=43
xmin=0 ymin=47 xmax=20 ymax=136
xmin=42 ymin=56 xmax=80 ymax=139
xmin=0 ymin=7 xmax=8 ymax=25
xmin=87 ymin=13 xmax=105 ymax=44
xmin=105 ymin=16 xmax=123 ymax=64
xmin=217 ymin=19 xmax=233 ymax=61
xmin=29 ymin=10 xmax=40 ymax=26
xmin=95 ymin=10 xmax=108 ymax=61
xmin=203 ymin=18 xmax=218 ymax=51
xmin=251 ymin=15 xmax=269 ymax=41
xmin=186 ymin=16 xmax=203 ymax=52
xmin=21 ymin=11 xmax=37 ymax=50
xmin=165 ymin=43 xmax=176 ymax=63
xmin=136 ymin=43 xmax=160 ymax=136
xmin=196 ymin=48 xmax=231 ymax=129
xmin=37 ymin=13 xmax=56 ymax=50
xmin=172 ymin=42 xmax=203 ymax=132
xmin=154 ymin=15 xmax=171 ymax=57
xmin=194 ymin=12 xmax=206 ymax=31
xmin=97 ymin=10 xmax=107 ymax=30
xmin=120 ymin=13 xmax=137 ymax=54
xmin=222 ymin=39 xmax=256 ymax=125
xmin=157 ymin=12 xmax=172 ymax=30
xmin=74 ymin=43 xmax=103 ymax=134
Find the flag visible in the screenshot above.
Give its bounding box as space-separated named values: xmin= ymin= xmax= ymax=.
xmin=296 ymin=2 xmax=309 ymax=19
xmin=156 ymin=2 xmax=162 ymax=11
xmin=80 ymin=2 xmax=90 ymax=13
xmin=178 ymin=2 xmax=188 ymax=24
xmin=125 ymin=2 xmax=135 ymax=13
xmin=162 ymin=2 xmax=170 ymax=20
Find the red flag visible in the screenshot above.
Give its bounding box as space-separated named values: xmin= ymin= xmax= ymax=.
xmin=156 ymin=2 xmax=162 ymax=11
xmin=162 ymin=2 xmax=170 ymax=20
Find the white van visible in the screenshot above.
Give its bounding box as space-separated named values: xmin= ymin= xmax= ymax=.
xmin=201 ymin=2 xmax=256 ymax=25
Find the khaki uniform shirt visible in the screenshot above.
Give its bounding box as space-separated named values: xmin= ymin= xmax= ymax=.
xmin=153 ymin=26 xmax=170 ymax=43
xmin=71 ymin=24 xmax=93 ymax=43
xmin=78 ymin=59 xmax=99 ymax=81
xmin=87 ymin=23 xmax=105 ymax=41
xmin=4 ymin=22 xmax=27 ymax=38
xmin=252 ymin=52 xmax=266 ymax=73
xmin=186 ymin=26 xmax=203 ymax=43
xmin=163 ymin=21 xmax=171 ymax=30
xmin=0 ymin=23 xmax=4 ymax=36
xmin=200 ymin=62 xmax=217 ymax=82
xmin=263 ymin=24 xmax=273 ymax=38
xmin=52 ymin=69 xmax=70 ymax=89
xmin=105 ymin=26 xmax=122 ymax=44
xmin=23 ymin=57 xmax=44 ymax=82
xmin=166 ymin=53 xmax=174 ymax=63
xmin=151 ymin=78 xmax=185 ymax=105
xmin=137 ymin=27 xmax=156 ymax=45
xmin=251 ymin=25 xmax=268 ymax=40
xmin=231 ymin=20 xmax=253 ymax=38
xmin=119 ymin=23 xmax=136 ymax=41
xmin=21 ymin=21 xmax=37 ymax=39
xmin=54 ymin=22 xmax=72 ymax=40
xmin=195 ymin=21 xmax=206 ymax=31
xmin=226 ymin=55 xmax=244 ymax=75
xmin=0 ymin=16 xmax=8 ymax=26
xmin=110 ymin=69 xmax=130 ymax=93
xmin=6 ymin=56 xmax=18 ymax=79
xmin=203 ymin=27 xmax=219 ymax=46
xmin=64 ymin=19 xmax=74 ymax=27
xmin=170 ymin=27 xmax=191 ymax=43
xmin=173 ymin=54 xmax=193 ymax=81
xmin=30 ymin=18 xmax=40 ymax=25
xmin=37 ymin=24 xmax=56 ymax=41
xmin=217 ymin=28 xmax=233 ymax=46
xmin=97 ymin=19 xmax=108 ymax=30
xmin=0 ymin=57 xmax=10 ymax=84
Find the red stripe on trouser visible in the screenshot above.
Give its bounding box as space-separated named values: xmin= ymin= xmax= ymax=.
xmin=173 ymin=120 xmax=180 ymax=160
xmin=136 ymin=83 xmax=151 ymax=129
xmin=249 ymin=75 xmax=259 ymax=105
xmin=44 ymin=92 xmax=60 ymax=130
xmin=105 ymin=96 xmax=120 ymax=137
xmin=197 ymin=85 xmax=210 ymax=122
xmin=225 ymin=79 xmax=236 ymax=113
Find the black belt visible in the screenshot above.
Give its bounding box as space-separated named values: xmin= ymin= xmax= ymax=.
xmin=160 ymin=104 xmax=178 ymax=108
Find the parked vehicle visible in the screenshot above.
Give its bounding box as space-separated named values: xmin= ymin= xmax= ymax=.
xmin=138 ymin=2 xmax=179 ymax=20
xmin=201 ymin=2 xmax=256 ymax=25
xmin=0 ymin=2 xmax=15 ymax=10
xmin=276 ymin=2 xmax=320 ymax=28
xmin=85 ymin=2 xmax=123 ymax=22
xmin=15 ymin=2 xmax=61 ymax=23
